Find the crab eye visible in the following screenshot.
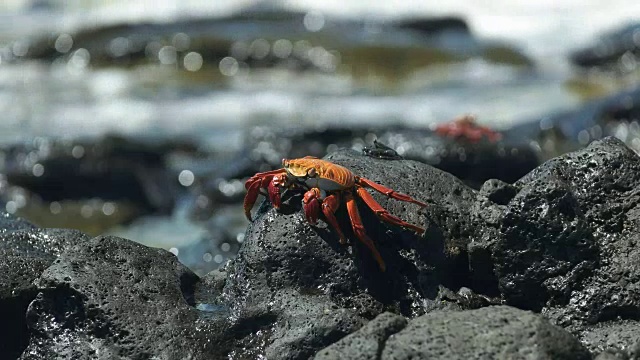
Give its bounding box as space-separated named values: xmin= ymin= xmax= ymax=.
xmin=282 ymin=158 xmax=288 ymax=167
xmin=307 ymin=168 xmax=317 ymax=177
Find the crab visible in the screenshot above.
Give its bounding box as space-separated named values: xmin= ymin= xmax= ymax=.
xmin=244 ymin=156 xmax=427 ymax=271
xmin=362 ymin=139 xmax=403 ymax=160
xmin=434 ymin=114 xmax=502 ymax=143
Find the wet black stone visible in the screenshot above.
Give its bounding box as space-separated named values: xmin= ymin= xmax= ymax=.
xmin=184 ymin=137 xmax=640 ymax=357
xmin=0 ymin=211 xmax=89 ymax=360
xmin=17 ymin=6 xmax=530 ymax=71
xmin=220 ymin=148 xmax=477 ymax=359
xmin=2 ymin=134 xmax=186 ymax=214
xmin=478 ymin=178 xmax=517 ymax=205
xmin=470 ymin=137 xmax=640 ymax=351
xmin=381 ymin=306 xmax=591 ymax=360
xmin=0 ymin=211 xmax=36 ymax=234
xmin=582 ymin=321 xmax=640 ymax=356
xmin=239 ymin=124 xmax=539 ymax=188
xmin=192 ymin=122 xmax=538 ymax=224
xmin=21 ymin=235 xmax=225 ymax=359
xmin=314 ymin=312 xmax=407 ymax=360
xmin=8 ymin=136 xmax=640 ymax=359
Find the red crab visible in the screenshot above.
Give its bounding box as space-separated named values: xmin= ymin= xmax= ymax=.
xmin=434 ymin=114 xmax=502 ymax=143
xmin=244 ymin=156 xmax=427 ymax=271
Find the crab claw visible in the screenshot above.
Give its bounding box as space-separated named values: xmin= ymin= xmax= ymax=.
xmin=242 ymin=169 xmax=287 ymax=221
xmin=303 ymin=188 xmax=322 ymax=225
xmin=268 ymin=179 xmax=282 ymax=209
xmin=244 ymin=179 xmax=263 ymax=220
xmin=269 ymin=174 xmax=289 ymax=209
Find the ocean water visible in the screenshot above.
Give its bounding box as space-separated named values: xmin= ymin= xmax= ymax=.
xmin=0 ymin=0 xmax=638 ymax=148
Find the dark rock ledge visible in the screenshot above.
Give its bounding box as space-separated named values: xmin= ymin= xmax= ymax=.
xmin=2 ymin=137 xmax=640 ymax=359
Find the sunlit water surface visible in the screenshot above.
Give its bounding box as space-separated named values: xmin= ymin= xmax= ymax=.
xmin=1 ymin=0 xmax=638 ymax=147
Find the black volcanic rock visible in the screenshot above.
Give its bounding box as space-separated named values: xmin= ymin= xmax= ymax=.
xmin=15 ymin=7 xmax=530 ymax=70
xmin=0 ymin=211 xmax=36 ymax=234
xmin=374 ymin=130 xmax=539 ymax=187
xmin=0 ymin=211 xmax=89 ymax=359
xmin=21 ymin=235 xmax=224 ymax=359
xmin=6 ymin=137 xmax=640 ymax=359
xmin=1 ymin=134 xmax=186 ymax=214
xmin=314 ymin=312 xmax=407 ymax=360
xmin=240 ymin=124 xmax=538 ymax=186
xmin=381 ymin=306 xmax=590 ymax=359
xmin=221 ymin=148 xmax=476 ymax=358
xmin=212 ymin=139 xmax=640 ymax=357
xmin=470 ymin=137 xmax=640 ymax=351
xmin=191 ymin=123 xmax=540 ymax=225
xmin=316 ymin=307 xmax=590 ymax=360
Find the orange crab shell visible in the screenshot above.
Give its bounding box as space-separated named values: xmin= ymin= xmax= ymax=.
xmin=283 ymin=157 xmax=355 ymax=191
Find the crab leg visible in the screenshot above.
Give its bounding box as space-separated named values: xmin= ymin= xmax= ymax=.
xmin=244 ymin=168 xmax=287 ymax=190
xmin=244 ymin=181 xmax=266 ymax=220
xmin=345 ymin=191 xmax=386 ymax=272
xmin=321 ymin=193 xmax=348 ymax=244
xmin=356 ymin=177 xmax=427 ymax=208
xmin=244 ymin=169 xmax=286 ymax=220
xmin=355 ymin=187 xmax=425 ymax=234
xmin=303 ymin=189 xmax=348 ymax=244
xmin=303 ymin=188 xmax=322 ymax=225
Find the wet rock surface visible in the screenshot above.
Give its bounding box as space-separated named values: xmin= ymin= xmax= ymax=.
xmin=373 ymin=128 xmax=539 ymax=187
xmin=221 ymin=139 xmax=640 ymax=358
xmin=219 ymin=148 xmax=476 ymax=358
xmin=22 ymin=235 xmax=223 ymax=359
xmin=3 ymin=137 xmax=640 ymax=359
xmin=0 ymin=212 xmax=90 ymax=359
xmin=0 ymin=211 xmax=37 ymax=233
xmin=471 ymin=137 xmax=640 ymax=353
xmin=314 ymin=312 xmax=407 ymax=360
xmin=382 ymin=306 xmax=590 ymax=360
xmin=1 ymin=134 xmax=189 ymax=214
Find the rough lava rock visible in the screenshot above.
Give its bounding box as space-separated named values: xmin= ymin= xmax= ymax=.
xmin=0 ymin=211 xmax=36 ymax=233
xmin=6 ymin=137 xmax=640 ymax=359
xmin=314 ymin=312 xmax=407 ymax=360
xmin=382 ymin=306 xmax=591 ymax=359
xmin=63 ymin=140 xmax=640 ymax=358
xmin=470 ymin=137 xmax=640 ymax=353
xmin=374 ymin=129 xmax=539 ymax=188
xmin=0 ymin=211 xmax=89 ymax=359
xmin=20 ymin=235 xmax=227 ymax=359
xmin=315 ymin=306 xmax=591 ymax=360
xmin=220 ymin=148 xmax=477 ymax=359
